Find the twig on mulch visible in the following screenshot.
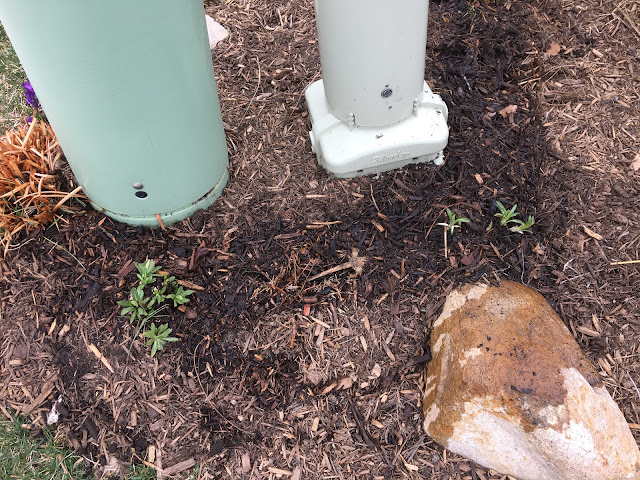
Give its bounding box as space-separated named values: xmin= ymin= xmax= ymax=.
xmin=347 ymin=397 xmax=376 ymax=449
xmin=87 ymin=343 xmax=115 ymax=374
xmin=614 ymin=2 xmax=640 ymax=39
xmin=307 ymin=248 xmax=367 ymax=282
xmin=610 ymin=260 xmax=640 ymax=266
xmin=0 ymin=118 xmax=86 ymax=255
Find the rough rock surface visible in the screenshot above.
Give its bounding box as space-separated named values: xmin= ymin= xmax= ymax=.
xmin=421 ymin=281 xmax=640 ymax=480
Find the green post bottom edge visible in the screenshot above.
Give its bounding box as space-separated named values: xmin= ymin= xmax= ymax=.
xmin=88 ymin=169 xmax=230 ymax=227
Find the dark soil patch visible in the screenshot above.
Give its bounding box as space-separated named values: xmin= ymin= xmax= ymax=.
xmin=1 ymin=0 xmax=638 ymax=478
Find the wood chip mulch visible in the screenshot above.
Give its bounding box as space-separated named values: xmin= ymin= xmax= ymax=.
xmin=1 ymin=0 xmax=638 ymax=478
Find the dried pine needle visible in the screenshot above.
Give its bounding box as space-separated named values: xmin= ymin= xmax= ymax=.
xmin=0 ymin=118 xmax=87 ymax=255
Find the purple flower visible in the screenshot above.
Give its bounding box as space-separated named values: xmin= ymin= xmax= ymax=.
xmin=22 ymin=79 xmax=39 ymax=109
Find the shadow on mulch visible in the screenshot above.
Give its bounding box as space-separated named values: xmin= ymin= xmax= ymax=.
xmin=2 ymin=0 xmax=635 ymax=478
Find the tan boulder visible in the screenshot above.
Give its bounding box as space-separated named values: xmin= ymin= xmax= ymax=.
xmin=421 ymin=281 xmax=640 ymax=480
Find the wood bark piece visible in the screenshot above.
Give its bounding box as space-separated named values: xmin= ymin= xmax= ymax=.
xmin=88 ymin=343 xmax=114 ymax=373
xmin=22 ymin=376 xmax=56 ymax=414
xmin=162 ymin=458 xmax=196 ymax=476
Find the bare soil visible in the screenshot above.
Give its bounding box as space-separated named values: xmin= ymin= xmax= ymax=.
xmin=1 ymin=0 xmax=639 ymax=478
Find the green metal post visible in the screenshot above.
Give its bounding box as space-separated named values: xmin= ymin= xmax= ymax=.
xmin=0 ymin=0 xmax=229 ymax=226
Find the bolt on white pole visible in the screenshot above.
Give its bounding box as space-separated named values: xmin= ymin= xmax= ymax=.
xmin=306 ymin=0 xmax=449 ymax=178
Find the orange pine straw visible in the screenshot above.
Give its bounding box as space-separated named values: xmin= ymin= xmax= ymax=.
xmin=0 ymin=117 xmax=87 ymax=255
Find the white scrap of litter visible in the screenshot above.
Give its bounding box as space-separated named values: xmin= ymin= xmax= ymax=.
xmin=205 ymin=15 xmax=229 ymax=49
xmin=47 ymin=395 xmax=63 ymax=425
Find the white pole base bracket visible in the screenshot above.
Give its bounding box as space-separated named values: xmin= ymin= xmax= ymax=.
xmin=306 ymin=80 xmax=449 ymax=178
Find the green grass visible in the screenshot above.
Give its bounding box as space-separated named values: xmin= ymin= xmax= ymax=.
xmin=0 ymin=412 xmax=160 ymax=479
xmin=0 ymin=411 xmax=204 ymax=479
xmin=0 ymin=413 xmax=91 ymax=479
xmin=0 ymin=21 xmax=29 ymax=134
xmin=122 ymin=464 xmax=159 ymax=480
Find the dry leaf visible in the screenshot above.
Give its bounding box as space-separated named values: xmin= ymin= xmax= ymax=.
xmin=103 ymin=456 xmax=120 ymax=475
xmin=498 ymin=104 xmax=518 ymax=118
xmin=336 ymin=376 xmax=354 ymax=391
xmin=306 ymin=369 xmax=324 ymax=386
xmin=582 ymin=225 xmax=604 ymax=241
xmin=631 ymin=153 xmax=640 ymax=171
xmin=371 ymin=419 xmax=384 ymax=428
xmin=0 ymin=120 xmax=86 ymax=255
xmin=546 ymin=41 xmax=561 ymax=56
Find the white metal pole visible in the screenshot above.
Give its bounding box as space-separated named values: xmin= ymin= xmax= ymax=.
xmin=316 ymin=0 xmax=429 ymax=127
xmin=305 ymin=0 xmax=450 ymax=178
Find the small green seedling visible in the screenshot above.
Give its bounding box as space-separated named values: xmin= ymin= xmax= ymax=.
xmin=494 ymin=201 xmax=520 ymax=226
xmin=150 ymin=283 xmax=167 ymax=309
xmin=437 ymin=208 xmax=470 ymax=235
xmin=509 ymin=215 xmax=535 ymax=234
xmin=437 ymin=208 xmax=469 ymax=258
xmin=486 ymin=219 xmax=494 ymax=232
xmin=166 ymin=285 xmax=194 ymax=307
xmin=143 ymin=323 xmax=179 ymax=357
xmin=117 ymin=286 xmax=151 ymax=323
xmin=118 ymin=260 xmax=194 ymax=357
xmin=135 ymin=259 xmax=162 ymax=288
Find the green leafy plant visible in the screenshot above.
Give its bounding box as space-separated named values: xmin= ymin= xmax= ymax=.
xmin=437 ymin=208 xmax=470 ymax=235
xmin=437 ymin=208 xmax=469 ymax=258
xmin=166 ymin=285 xmax=194 ymax=307
xmin=118 ymin=259 xmax=193 ymax=357
xmin=135 ymin=259 xmax=162 ymax=288
xmin=486 ymin=220 xmax=494 ymax=232
xmin=143 ymin=323 xmax=179 ymax=357
xmin=509 ymin=215 xmax=535 ymax=234
xmin=117 ymin=286 xmax=151 ymax=323
xmin=494 ymin=201 xmax=520 ymax=226
xmin=150 ymin=283 xmax=167 ymax=309
xmin=490 ymin=201 xmax=536 ymax=235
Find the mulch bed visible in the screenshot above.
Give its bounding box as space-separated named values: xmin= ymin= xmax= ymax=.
xmin=1 ymin=0 xmax=638 ymax=478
